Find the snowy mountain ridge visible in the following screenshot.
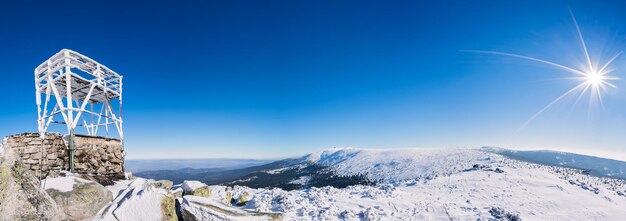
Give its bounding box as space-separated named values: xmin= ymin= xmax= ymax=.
xmin=181 ymin=147 xmax=626 ymax=220
xmin=295 ymin=147 xmax=497 ymax=183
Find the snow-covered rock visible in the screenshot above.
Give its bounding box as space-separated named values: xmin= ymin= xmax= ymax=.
xmin=92 ymin=178 xmax=176 ymax=221
xmin=182 ymin=180 xmax=211 ymax=197
xmin=172 ymin=184 xmax=184 ymax=198
xmin=152 ymin=180 xmax=173 ymax=190
xmin=43 ymin=173 xmax=113 ymax=221
xmin=181 ymin=195 xmax=283 ymax=221
xmin=0 ymin=146 xmax=67 ymax=221
xmin=182 ymin=180 xmax=207 ymax=191
xmin=41 ymin=174 xmax=94 ymax=192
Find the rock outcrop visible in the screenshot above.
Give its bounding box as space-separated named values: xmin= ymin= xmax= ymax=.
xmin=0 ymin=145 xmax=67 ymax=221
xmin=43 ymin=174 xmax=113 ymax=221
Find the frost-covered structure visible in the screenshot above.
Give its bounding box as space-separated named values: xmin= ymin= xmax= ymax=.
xmin=34 ymin=49 xmax=124 ymax=173
xmin=35 ymin=49 xmax=123 ymax=140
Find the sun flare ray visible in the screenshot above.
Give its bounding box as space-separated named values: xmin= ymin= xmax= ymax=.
xmin=516 ymin=83 xmax=588 ymax=133
xmin=466 ymin=11 xmax=620 ymax=132
xmin=462 ymin=50 xmax=589 ymax=76
xmin=570 ymin=8 xmax=595 ymax=73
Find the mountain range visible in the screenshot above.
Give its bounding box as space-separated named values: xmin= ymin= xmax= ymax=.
xmin=134 ymin=147 xmax=626 ymax=194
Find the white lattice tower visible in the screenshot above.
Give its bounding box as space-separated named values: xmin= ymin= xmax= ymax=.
xmin=34 ymin=49 xmax=124 ymax=141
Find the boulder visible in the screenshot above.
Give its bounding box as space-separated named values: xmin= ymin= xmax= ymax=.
xmin=489 ymin=207 xmax=521 ymax=221
xmin=43 ymin=175 xmax=113 ymax=221
xmin=161 ymin=193 xmax=177 ymax=221
xmin=172 ymin=187 xmax=184 ymax=198
xmin=182 ymin=180 xmax=211 ymax=197
xmin=181 ymin=195 xmax=283 ymax=221
xmin=0 ymin=147 xmax=67 ymax=221
xmin=152 ymin=180 xmax=174 ymax=190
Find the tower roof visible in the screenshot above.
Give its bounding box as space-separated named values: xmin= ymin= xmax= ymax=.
xmin=35 ymin=49 xmax=122 ymax=103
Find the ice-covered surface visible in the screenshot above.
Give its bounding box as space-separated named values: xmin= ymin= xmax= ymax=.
xmin=92 ymin=178 xmax=168 ymax=221
xmin=41 ymin=175 xmax=94 ymax=192
xmin=187 ymin=148 xmax=626 ymax=220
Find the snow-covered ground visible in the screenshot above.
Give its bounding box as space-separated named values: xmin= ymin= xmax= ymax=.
xmin=83 ymin=147 xmax=626 ymax=220
xmin=93 ymin=178 xmax=171 ymax=221
xmin=179 ymin=148 xmax=626 ymax=220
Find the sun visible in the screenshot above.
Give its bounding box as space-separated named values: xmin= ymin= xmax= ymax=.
xmin=582 ymin=69 xmax=618 ymax=90
xmin=585 ymin=71 xmax=603 ymax=86
xmin=464 ymin=9 xmax=621 ymax=132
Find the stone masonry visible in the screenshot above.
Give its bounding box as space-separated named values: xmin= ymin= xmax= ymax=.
xmin=1 ymin=133 xmax=125 ymax=181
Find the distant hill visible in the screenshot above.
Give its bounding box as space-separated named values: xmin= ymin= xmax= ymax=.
xmin=125 ymin=158 xmax=273 ymax=173
xmin=481 ymin=147 xmax=626 ymax=180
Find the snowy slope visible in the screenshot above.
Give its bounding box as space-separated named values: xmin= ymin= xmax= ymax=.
xmin=302 ymin=147 xmax=495 ymax=183
xmin=93 ymin=147 xmax=626 ymax=220
xmin=227 ymin=148 xmax=496 ymax=189
xmin=183 ymin=148 xmax=626 ymax=220
xmin=92 ymin=178 xmax=170 ymax=221
xmin=482 ymin=147 xmax=626 ymax=180
xmin=243 ymin=163 xmax=626 ymax=220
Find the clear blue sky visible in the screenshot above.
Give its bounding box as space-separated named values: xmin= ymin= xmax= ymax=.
xmin=1 ymin=1 xmax=625 ymax=159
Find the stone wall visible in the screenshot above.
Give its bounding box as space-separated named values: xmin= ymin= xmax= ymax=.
xmin=1 ymin=133 xmax=125 ymax=181
xmin=72 ymin=135 xmax=125 ymax=178
xmin=1 ymin=133 xmax=67 ymax=178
